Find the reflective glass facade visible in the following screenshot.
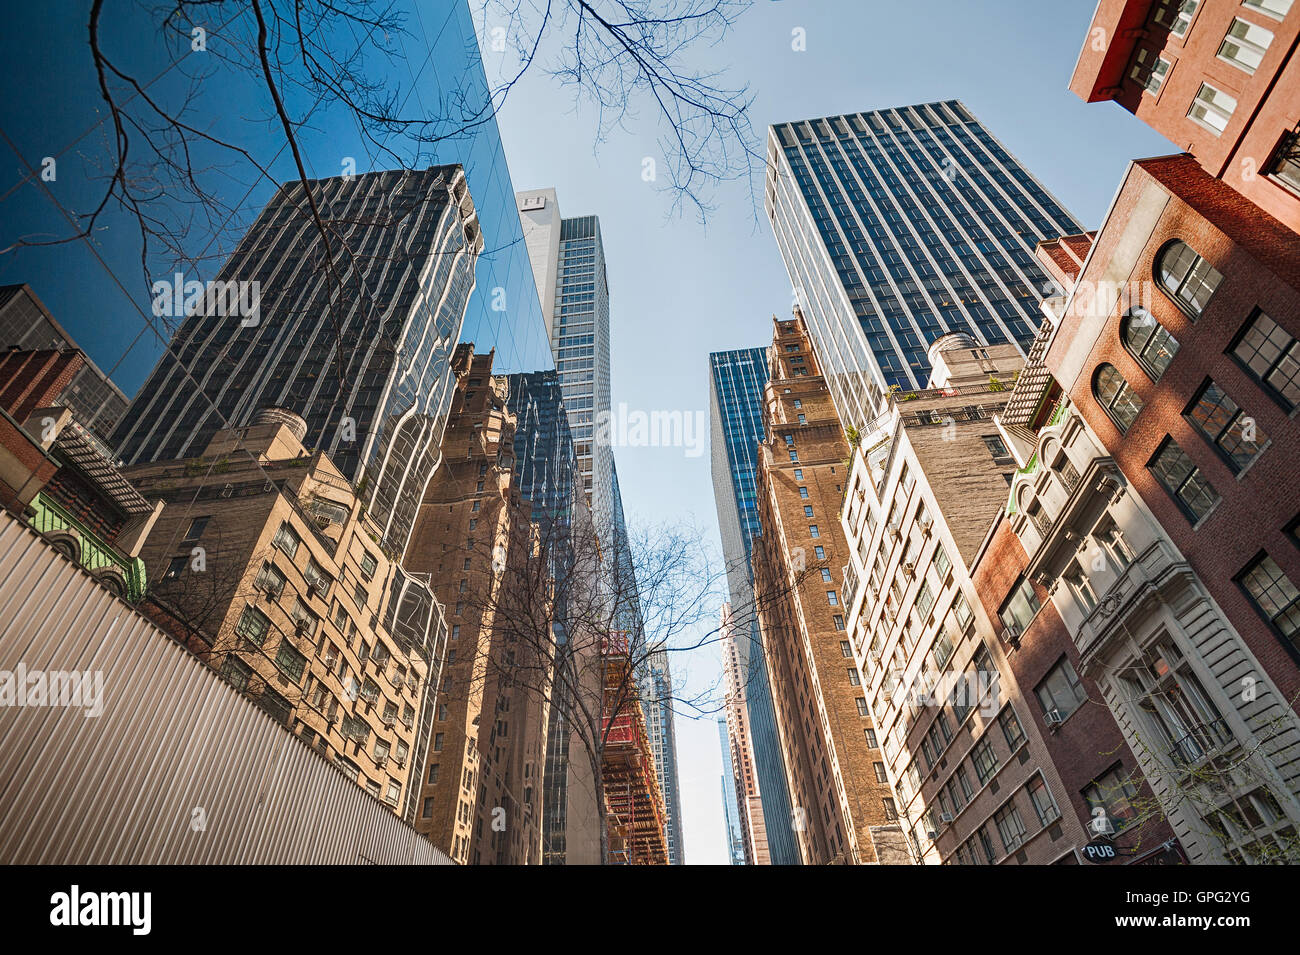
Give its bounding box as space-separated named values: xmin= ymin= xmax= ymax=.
xmin=765 ymin=100 xmax=1082 ymax=430
xmin=709 ymin=347 xmax=800 ymax=865
xmin=718 ymin=716 xmax=746 ymax=865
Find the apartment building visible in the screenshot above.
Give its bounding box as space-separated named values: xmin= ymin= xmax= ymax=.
xmin=751 ymin=313 xmax=903 ymax=864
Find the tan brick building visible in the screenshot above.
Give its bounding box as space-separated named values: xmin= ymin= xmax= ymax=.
xmin=404 ymin=345 xmax=552 ymax=864
xmin=125 ymin=409 xmax=448 ymax=823
xmin=751 ymin=314 xmax=902 ymax=864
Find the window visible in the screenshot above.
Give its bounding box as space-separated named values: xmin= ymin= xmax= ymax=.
xmin=999 ymin=577 xmax=1041 ymax=636
xmin=1217 ymin=17 xmax=1273 ymax=74
xmin=1230 ymin=310 xmax=1300 ymax=410
xmin=220 ymin=656 xmax=252 ymax=691
xmin=1121 ymin=307 xmax=1179 ymax=380
xmin=994 ymin=802 xmax=1028 ymax=853
xmin=809 ymin=525 xmax=820 ymax=538
xmin=255 ymin=562 xmax=286 ymax=599
xmin=164 ymin=556 xmax=188 ymax=580
xmin=797 ymin=414 xmax=807 ymax=425
xmin=971 ymin=738 xmax=999 ymax=785
xmin=882 ymin=797 xmax=898 ymax=821
xmin=789 ymin=450 xmax=799 ymax=462
xmin=873 ymin=761 xmax=888 ymax=783
xmin=840 ymin=640 xmax=853 ymax=657
xmin=821 ymin=567 xmax=833 ymax=582
xmin=1185 ymin=379 xmax=1268 ymax=472
xmin=1093 ymin=364 xmax=1144 ymax=433
xmin=1243 ymin=0 xmax=1292 ymax=18
xmin=422 ymin=797 xmax=435 ymax=818
xmin=814 ymin=545 xmax=825 ymax=560
xmin=865 ymin=727 xmax=878 ymax=748
xmin=1155 ymin=240 xmax=1222 ymax=318
xmin=359 ymin=551 xmax=378 ymax=579
xmin=1148 ymin=438 xmax=1220 ymax=522
xmin=1238 ymin=553 xmax=1300 ymax=653
xmin=272 ymin=522 xmax=301 ymax=559
xmin=1266 ymin=129 xmax=1300 ymax=195
xmin=1065 ymin=564 xmax=1098 ymax=613
xmin=827 ymin=591 xmax=839 ymax=606
xmin=848 ymin=667 xmax=861 ymax=686
xmin=182 ymin=517 xmax=209 ymax=542
xmin=275 ymin=641 xmax=307 ymax=682
xmin=982 ymin=435 xmax=1011 ymax=462
xmin=1153 ymin=0 xmax=1198 ymax=35
xmin=833 ymin=615 xmax=845 ymax=631
xmin=804 ymin=505 xmax=815 ymax=518
xmin=433 ymin=733 xmax=444 ymax=752
xmin=235 ymin=605 xmax=270 ymax=645
xmin=1129 ymin=46 xmax=1171 ymax=94
xmin=1083 ymin=765 xmax=1140 ymax=834
xmin=793 ymin=468 xmax=803 ymax=481
xmin=304 ymin=558 xmax=331 ymax=593
xmin=799 ymin=487 xmax=809 ymax=499
xmin=290 ymin=599 xmax=317 ymax=636
xmin=1027 ymin=775 xmax=1060 ymax=827
xmin=856 ymin=697 xmax=869 ymax=717
xmin=1189 ymin=81 xmax=1238 ymax=134
xmin=999 ymin=708 xmax=1026 ymax=751
xmin=1035 ymin=658 xmax=1087 ymax=722
xmin=427 ymin=763 xmax=440 ymax=784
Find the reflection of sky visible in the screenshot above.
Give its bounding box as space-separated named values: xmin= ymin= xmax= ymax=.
xmin=0 ymin=0 xmax=550 ymax=400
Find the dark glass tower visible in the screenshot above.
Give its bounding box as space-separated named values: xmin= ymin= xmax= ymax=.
xmin=765 ymin=100 xmax=1083 ymax=429
xmin=708 ymin=347 xmax=800 ymax=865
xmin=113 ymin=165 xmax=483 ymax=552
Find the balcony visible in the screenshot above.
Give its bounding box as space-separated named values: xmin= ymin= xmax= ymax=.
xmin=26 ymin=491 xmax=147 ymax=603
xmin=1076 ymin=539 xmax=1197 ymax=667
xmin=1165 ymin=717 xmax=1236 ymax=770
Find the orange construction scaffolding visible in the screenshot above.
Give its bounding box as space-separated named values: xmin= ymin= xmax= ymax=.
xmin=601 ymin=632 xmax=669 ymax=865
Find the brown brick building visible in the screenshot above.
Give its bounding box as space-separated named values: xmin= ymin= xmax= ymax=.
xmin=1017 ymin=154 xmax=1300 ymax=861
xmin=125 ymin=409 xmax=447 ymax=823
xmin=1072 ymin=0 xmax=1300 ymax=229
xmin=404 ymin=345 xmax=552 ymax=864
xmin=751 ymin=314 xmax=903 ymax=864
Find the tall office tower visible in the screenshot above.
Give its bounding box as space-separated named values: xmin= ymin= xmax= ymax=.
xmin=709 ymin=348 xmax=800 ymax=865
xmin=0 ymin=284 xmax=129 ymax=444
xmin=717 ymin=716 xmax=747 ymax=865
xmin=504 ymin=369 xmax=602 ymax=865
xmin=113 ymin=165 xmax=483 ymax=553
xmin=643 ymin=642 xmax=685 ymax=864
xmin=720 ymin=603 xmax=769 ymax=865
xmin=517 ymin=189 xmax=614 ymax=535
xmin=764 ymin=100 xmax=1083 ymax=431
xmin=751 ymin=313 xmax=903 ymax=865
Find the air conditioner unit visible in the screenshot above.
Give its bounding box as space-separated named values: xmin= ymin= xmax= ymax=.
xmin=382 ymin=715 xmax=397 ymax=726
xmin=220 ymin=484 xmax=234 ymax=498
xmin=1000 ymin=624 xmax=1022 ymax=646
xmin=918 ymin=517 xmax=933 ymax=536
xmin=305 ymin=583 xmax=319 ymax=600
xmin=294 ymin=618 xmax=310 ymax=635
xmin=374 ymin=757 xmax=388 ymax=769
xmin=902 ymin=562 xmax=915 ymax=577
xmin=939 ymin=811 xmax=954 ymax=824
xmin=394 ymin=758 xmax=406 ymax=769
xmin=1045 ymin=709 xmax=1064 ymax=727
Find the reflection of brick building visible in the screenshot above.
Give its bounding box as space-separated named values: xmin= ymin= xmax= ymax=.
xmin=1072 ymin=0 xmax=1299 ymax=229
xmin=751 ymin=314 xmax=904 ymax=864
xmin=720 ymin=602 xmax=770 ymax=864
xmin=404 ymin=345 xmax=551 ymax=864
xmin=125 ymin=409 xmax=447 ymax=823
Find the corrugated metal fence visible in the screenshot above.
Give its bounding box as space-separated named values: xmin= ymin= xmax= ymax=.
xmin=0 ymin=511 xmax=452 ymax=864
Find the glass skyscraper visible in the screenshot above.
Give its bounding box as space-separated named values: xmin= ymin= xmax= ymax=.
xmin=765 ymin=100 xmax=1082 ymax=430
xmin=113 ymin=166 xmax=482 ymax=552
xmin=717 ymin=716 xmax=746 ymax=865
xmin=518 ymin=190 xmax=614 ymax=535
xmin=709 ymin=347 xmax=800 ymax=866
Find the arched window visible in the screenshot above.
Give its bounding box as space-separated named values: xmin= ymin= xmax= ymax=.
xmin=1155 ymin=240 xmax=1222 ymax=318
xmin=1121 ymin=307 xmax=1180 ymax=380
xmin=1093 ymin=364 xmax=1144 ymax=433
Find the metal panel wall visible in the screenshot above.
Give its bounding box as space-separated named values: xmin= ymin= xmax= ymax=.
xmin=0 ymin=512 xmax=452 ymax=865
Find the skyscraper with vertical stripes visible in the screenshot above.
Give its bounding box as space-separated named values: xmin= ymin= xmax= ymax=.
xmin=112 ymin=165 xmax=483 ymax=553
xmin=764 ymin=100 xmax=1083 ymax=430
xmin=709 ymin=347 xmax=800 ymax=865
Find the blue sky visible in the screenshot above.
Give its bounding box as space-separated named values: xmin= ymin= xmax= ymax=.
xmin=0 ymin=0 xmax=1175 ymax=865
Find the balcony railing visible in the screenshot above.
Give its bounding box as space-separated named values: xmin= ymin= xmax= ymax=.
xmin=1166 ymin=717 xmax=1236 ymax=768
xmin=26 ymin=491 xmax=147 ymax=602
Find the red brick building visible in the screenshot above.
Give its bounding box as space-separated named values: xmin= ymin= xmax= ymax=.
xmin=1072 ymin=0 xmax=1300 ymax=229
